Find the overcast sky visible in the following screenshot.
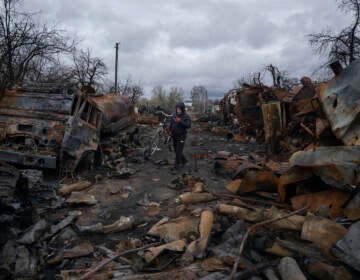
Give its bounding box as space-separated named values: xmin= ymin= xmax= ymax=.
xmin=23 ymin=0 xmax=351 ymax=99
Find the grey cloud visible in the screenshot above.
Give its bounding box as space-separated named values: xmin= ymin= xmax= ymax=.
xmin=19 ymin=0 xmax=349 ymax=98
xmin=244 ymin=18 xmax=280 ymax=48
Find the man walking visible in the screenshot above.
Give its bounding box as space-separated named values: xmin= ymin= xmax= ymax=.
xmin=169 ymin=102 xmax=191 ymax=173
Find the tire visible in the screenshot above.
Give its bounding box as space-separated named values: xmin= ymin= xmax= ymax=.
xmin=77 ymin=151 xmax=95 ymax=171
xmin=150 ymin=132 xmax=160 ymax=155
xmin=94 ymin=146 xmax=103 ymax=165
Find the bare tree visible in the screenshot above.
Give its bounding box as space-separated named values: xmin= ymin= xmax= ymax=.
xmin=168 ymin=86 xmax=184 ymax=111
xmin=233 ymin=72 xmax=254 ymax=88
xmin=72 ymin=48 xmax=107 ymax=88
xmin=252 ymin=72 xmax=262 ymax=85
xmin=280 ymin=75 xmax=299 ymax=91
xmin=151 ymin=85 xmax=167 ymax=110
xmin=309 ymin=0 xmax=360 ymax=66
xmin=26 ymin=56 xmax=73 ymax=84
xmin=233 ymin=71 xmax=263 ymax=88
xmin=150 ymin=85 xmax=184 ymax=112
xmin=120 ymin=76 xmax=144 ymax=103
xmin=264 ymin=64 xmax=282 ymax=88
xmin=263 ymin=64 xmax=299 ymax=90
xmin=0 ymin=0 xmax=75 ymax=94
xmin=191 ymin=85 xmax=208 ymax=113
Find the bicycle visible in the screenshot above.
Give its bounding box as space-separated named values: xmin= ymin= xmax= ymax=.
xmin=144 ymin=111 xmax=173 ymax=159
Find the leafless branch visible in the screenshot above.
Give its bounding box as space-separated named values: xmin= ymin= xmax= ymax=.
xmin=309 ymin=0 xmax=360 ymax=66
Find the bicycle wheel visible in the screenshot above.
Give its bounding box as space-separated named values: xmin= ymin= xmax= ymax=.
xmin=150 ymin=131 xmax=161 ymax=155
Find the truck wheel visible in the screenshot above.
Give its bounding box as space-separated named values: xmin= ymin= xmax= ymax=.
xmin=77 ymin=151 xmax=95 ymax=171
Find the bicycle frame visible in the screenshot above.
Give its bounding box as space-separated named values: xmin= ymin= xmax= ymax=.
xmin=149 ymin=111 xmax=173 ymax=156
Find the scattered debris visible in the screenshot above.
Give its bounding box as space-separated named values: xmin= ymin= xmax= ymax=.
xmin=278 ymin=257 xmax=306 ymax=280
xmin=343 ymin=190 xmax=360 ymax=219
xmin=47 ymin=242 xmax=94 ymax=264
xmin=147 ymin=202 xmax=160 ymax=217
xmin=143 ymin=239 xmax=186 ymax=263
xmin=77 ymin=216 xmax=136 ymax=234
xmin=290 ymin=189 xmax=350 ymax=217
xmin=66 ymin=191 xmax=98 ymax=205
xmin=43 ymin=210 xmax=82 ymax=240
xmin=17 ymin=219 xmax=48 ymax=245
xmin=1 ymin=60 xmax=360 ymax=279
xmin=182 ymin=210 xmax=214 ymax=263
xmin=306 ymin=259 xmax=352 ymax=280
xmin=177 ymin=192 xmax=216 ymax=204
xmin=147 ymin=216 xmax=199 ymax=243
xmin=58 ymin=180 xmax=93 ymax=196
xmin=301 ymin=214 xmax=347 ymax=255
xmin=332 ymin=221 xmax=360 ymax=272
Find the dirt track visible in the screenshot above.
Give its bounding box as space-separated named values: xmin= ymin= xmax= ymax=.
xmin=51 ymin=122 xmax=266 ymax=249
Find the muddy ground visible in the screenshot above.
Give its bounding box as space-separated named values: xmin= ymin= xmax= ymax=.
xmin=1 ymin=120 xmax=359 ymax=280
xmin=18 ymin=122 xmax=265 ymax=278
xmin=48 ymin=122 xmax=266 ymax=247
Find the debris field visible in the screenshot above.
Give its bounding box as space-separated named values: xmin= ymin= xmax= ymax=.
xmin=0 ymin=60 xmax=359 ymax=280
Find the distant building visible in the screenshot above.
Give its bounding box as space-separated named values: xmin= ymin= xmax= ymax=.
xmin=213 ymin=105 xmax=220 ymax=112
xmin=184 ymin=100 xmax=193 ymax=111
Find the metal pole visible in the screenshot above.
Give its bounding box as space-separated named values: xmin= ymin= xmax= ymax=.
xmin=114 ymin=42 xmax=120 ymax=93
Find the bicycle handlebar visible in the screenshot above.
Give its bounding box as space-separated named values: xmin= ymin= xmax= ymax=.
xmin=155 ymin=111 xmax=172 ymax=118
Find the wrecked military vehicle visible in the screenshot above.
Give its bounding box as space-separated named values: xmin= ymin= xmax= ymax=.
xmin=319 ymin=59 xmax=360 ymax=146
xmin=0 ymin=83 xmax=135 ymax=171
xmin=220 ymin=84 xmax=288 ymax=149
xmin=220 ymin=60 xmax=360 ymax=154
xmin=220 ymin=77 xmax=327 ymax=152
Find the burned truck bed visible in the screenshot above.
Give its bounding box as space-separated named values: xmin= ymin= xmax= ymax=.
xmin=0 ymin=84 xmax=74 ymax=169
xmin=0 ymin=84 xmax=136 ymax=171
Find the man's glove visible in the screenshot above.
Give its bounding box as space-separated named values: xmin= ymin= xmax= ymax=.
xmin=175 ymin=117 xmax=181 ymax=123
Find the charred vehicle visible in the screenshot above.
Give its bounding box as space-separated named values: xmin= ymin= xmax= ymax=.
xmin=60 ymin=92 xmax=135 ymax=172
xmin=220 ymin=59 xmax=360 ymax=152
xmin=0 ymin=84 xmax=135 ymax=171
xmin=319 ymin=59 xmax=360 ymax=146
xmin=221 ymin=84 xmax=287 ymax=144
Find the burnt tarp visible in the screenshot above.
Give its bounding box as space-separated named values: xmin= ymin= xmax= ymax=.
xmin=319 ymin=59 xmax=360 ymax=146
xmin=0 ymin=84 xmax=74 ymax=168
xmin=88 ymin=94 xmax=135 ymax=135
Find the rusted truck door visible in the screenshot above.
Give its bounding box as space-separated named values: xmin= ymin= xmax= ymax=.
xmin=261 ymin=101 xmax=283 ymax=153
xmin=60 ymin=96 xmax=102 ymax=172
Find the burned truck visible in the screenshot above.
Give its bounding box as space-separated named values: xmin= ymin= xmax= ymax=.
xmin=221 ymin=60 xmax=360 ymax=152
xmin=221 ymin=84 xmax=287 ymax=143
xmin=0 ymin=84 xmax=135 ymax=171
xmin=220 ymin=78 xmax=324 ymax=151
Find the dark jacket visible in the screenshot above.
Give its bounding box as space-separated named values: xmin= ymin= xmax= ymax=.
xmin=170 ymin=102 xmax=191 ymax=138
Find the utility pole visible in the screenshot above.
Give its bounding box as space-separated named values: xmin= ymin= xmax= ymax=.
xmin=114 ymin=42 xmax=120 ymax=93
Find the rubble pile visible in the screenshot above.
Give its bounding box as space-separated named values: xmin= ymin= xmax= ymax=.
xmin=218 ymin=60 xmax=360 ymax=155
xmin=0 ymin=60 xmax=359 ymax=279
xmin=1 ymin=127 xmax=359 ymax=279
